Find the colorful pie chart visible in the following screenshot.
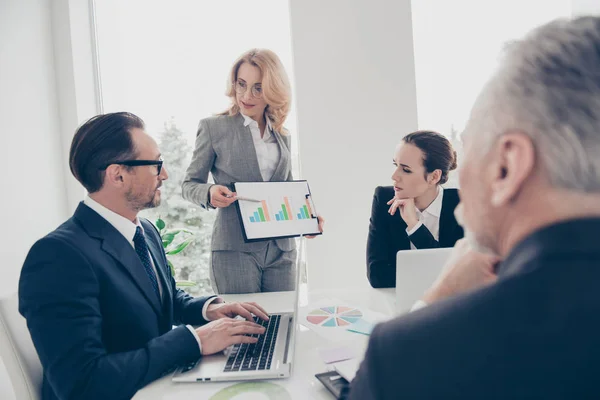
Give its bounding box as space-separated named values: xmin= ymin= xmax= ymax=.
xmin=306 ymin=306 xmax=363 ymax=327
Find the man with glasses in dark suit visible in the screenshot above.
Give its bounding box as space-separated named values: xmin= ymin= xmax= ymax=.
xmin=19 ymin=112 xmax=269 ymax=400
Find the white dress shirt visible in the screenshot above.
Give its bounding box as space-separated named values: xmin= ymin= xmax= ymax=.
xmin=242 ymin=113 xmax=280 ymax=181
xmin=83 ymin=196 xmax=221 ymax=354
xmin=410 ymin=299 xmax=429 ymax=312
xmin=406 ymin=187 xmax=445 ymax=250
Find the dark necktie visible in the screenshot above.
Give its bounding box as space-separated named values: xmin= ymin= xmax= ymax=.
xmin=133 ymin=226 xmax=161 ymax=301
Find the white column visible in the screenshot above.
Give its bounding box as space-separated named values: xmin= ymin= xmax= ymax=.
xmin=289 ymin=0 xmax=418 ymax=289
xmin=51 ymin=0 xmax=102 ymax=213
xmin=0 ymin=0 xmax=101 ymax=296
xmin=0 ymin=0 xmax=68 ymax=295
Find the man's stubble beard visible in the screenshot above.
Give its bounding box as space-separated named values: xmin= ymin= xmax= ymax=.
xmin=454 ymin=203 xmax=498 ymax=256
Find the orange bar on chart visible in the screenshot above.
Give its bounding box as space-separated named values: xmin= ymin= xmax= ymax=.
xmin=305 ymin=197 xmax=314 ymax=217
xmin=261 ymin=200 xmax=271 ymax=221
xmin=284 ymin=197 xmax=293 ymax=220
xmin=306 ymin=197 xmax=315 ymax=218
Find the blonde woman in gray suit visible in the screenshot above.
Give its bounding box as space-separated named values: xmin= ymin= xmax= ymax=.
xmin=183 ymin=49 xmax=324 ymax=294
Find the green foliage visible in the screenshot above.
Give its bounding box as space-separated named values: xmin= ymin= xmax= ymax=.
xmin=161 ymin=232 xmax=176 ymax=247
xmin=167 ymin=238 xmax=193 ymax=255
xmin=155 ymin=217 xmax=197 ymax=288
xmin=174 ymin=280 xmax=196 ymax=287
xmin=140 ymin=118 xmax=217 ymax=296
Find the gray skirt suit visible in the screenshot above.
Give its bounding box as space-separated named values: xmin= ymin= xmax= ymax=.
xmin=182 ymin=113 xmax=297 ymax=294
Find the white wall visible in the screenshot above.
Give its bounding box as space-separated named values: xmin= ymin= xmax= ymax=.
xmin=289 ymin=0 xmax=418 ymax=289
xmin=0 ymin=0 xmax=69 ymax=296
xmin=572 ymin=0 xmax=600 ymax=15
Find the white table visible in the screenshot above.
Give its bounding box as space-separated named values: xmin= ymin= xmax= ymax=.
xmin=134 ymin=287 xmax=395 ymax=399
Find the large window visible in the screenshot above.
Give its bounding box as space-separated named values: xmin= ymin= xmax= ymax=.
xmin=94 ymin=0 xmax=299 ymax=296
xmin=411 ymin=0 xmax=571 ymax=184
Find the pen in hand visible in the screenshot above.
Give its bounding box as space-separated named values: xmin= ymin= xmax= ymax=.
xmin=233 ymin=196 xmax=261 ymax=203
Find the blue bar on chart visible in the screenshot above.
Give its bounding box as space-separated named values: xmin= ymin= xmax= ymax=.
xmin=250 ymin=216 xmax=255 ymax=222
xmin=295 ymin=206 xmax=309 ymax=220
xmin=254 ymin=211 xmax=260 ymax=222
xmin=276 ymin=214 xmax=280 ymax=221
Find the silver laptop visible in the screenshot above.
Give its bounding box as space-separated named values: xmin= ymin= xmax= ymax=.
xmin=395 ymin=248 xmax=452 ymax=313
xmin=172 ymin=273 xmax=300 ymax=382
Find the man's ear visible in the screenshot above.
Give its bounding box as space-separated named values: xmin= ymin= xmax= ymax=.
xmin=103 ymin=165 xmax=126 ymax=188
xmin=489 ymin=131 xmax=535 ymax=207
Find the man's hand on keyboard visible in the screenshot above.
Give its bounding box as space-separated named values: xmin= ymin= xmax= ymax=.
xmin=195 ymin=318 xmax=266 ymax=355
xmin=206 ymin=301 xmax=269 ymax=322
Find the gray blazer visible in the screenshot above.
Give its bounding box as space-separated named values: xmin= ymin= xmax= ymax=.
xmin=182 ymin=113 xmax=295 ymax=252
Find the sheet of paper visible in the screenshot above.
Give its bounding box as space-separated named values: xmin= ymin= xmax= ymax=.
xmin=298 ymin=297 xmax=389 ymax=342
xmin=234 ymin=181 xmax=321 ymax=240
xmin=347 ymin=318 xmax=374 ymax=336
xmin=332 ymin=358 xmax=361 ymax=382
xmin=318 ymin=345 xmax=357 ymax=364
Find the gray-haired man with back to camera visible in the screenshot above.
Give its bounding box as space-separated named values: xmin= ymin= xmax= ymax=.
xmin=348 ymin=16 xmax=600 ymax=399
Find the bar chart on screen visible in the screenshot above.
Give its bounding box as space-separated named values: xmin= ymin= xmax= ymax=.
xmin=234 ymin=181 xmax=321 ymax=241
xmin=248 ymin=195 xmax=317 ymax=223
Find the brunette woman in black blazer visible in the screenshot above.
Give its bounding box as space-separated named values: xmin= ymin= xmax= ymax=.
xmin=367 ymin=131 xmax=464 ymax=288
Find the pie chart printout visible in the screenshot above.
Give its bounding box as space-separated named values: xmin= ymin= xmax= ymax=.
xmin=306 ymin=306 xmax=363 ymax=327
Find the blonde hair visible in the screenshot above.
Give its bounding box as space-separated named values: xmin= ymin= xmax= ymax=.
xmin=219 ymin=49 xmax=291 ymax=134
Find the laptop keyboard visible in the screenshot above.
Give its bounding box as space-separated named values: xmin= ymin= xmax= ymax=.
xmin=223 ymin=314 xmax=281 ymax=372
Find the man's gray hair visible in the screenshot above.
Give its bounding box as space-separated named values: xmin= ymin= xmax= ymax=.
xmin=469 ymin=16 xmax=600 ymax=192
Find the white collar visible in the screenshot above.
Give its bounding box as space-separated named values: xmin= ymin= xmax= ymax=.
xmin=241 ymin=113 xmax=273 ymax=138
xmin=418 ymin=186 xmax=444 ymax=218
xmin=83 ymin=195 xmax=142 ymax=243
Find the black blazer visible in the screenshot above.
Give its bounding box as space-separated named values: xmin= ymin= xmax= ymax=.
xmin=350 ymin=218 xmax=600 ymax=399
xmin=19 ymin=203 xmax=214 ymax=400
xmin=366 ymin=186 xmax=463 ymax=288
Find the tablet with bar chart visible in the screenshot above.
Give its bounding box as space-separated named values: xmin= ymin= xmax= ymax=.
xmin=233 ymin=181 xmax=322 ymax=242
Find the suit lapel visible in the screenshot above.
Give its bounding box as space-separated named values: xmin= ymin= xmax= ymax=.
xmin=75 ymin=203 xmax=162 ymax=316
xmin=439 ymin=197 xmax=450 ymax=246
xmin=270 ymin=131 xmax=290 ymax=181
xmin=439 ymin=189 xmax=460 ymax=246
xmin=233 ymin=113 xmax=264 ymax=182
xmin=101 ymin=239 xmax=162 ymax=315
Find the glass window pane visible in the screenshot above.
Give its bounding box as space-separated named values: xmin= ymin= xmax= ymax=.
xmin=94 ymin=0 xmax=299 ymax=295
xmin=411 ymin=0 xmax=571 ymax=185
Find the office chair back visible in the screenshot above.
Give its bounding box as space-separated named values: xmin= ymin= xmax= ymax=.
xmin=0 ymin=293 xmax=42 ymax=400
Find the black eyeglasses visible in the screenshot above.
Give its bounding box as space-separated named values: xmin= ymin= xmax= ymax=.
xmin=101 ymin=158 xmax=164 ymax=175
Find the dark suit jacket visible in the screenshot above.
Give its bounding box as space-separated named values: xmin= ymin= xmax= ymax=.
xmin=366 ymin=186 xmax=463 ymax=288
xmin=350 ymin=218 xmax=600 ymax=399
xmin=19 ymin=203 xmax=215 ymax=400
